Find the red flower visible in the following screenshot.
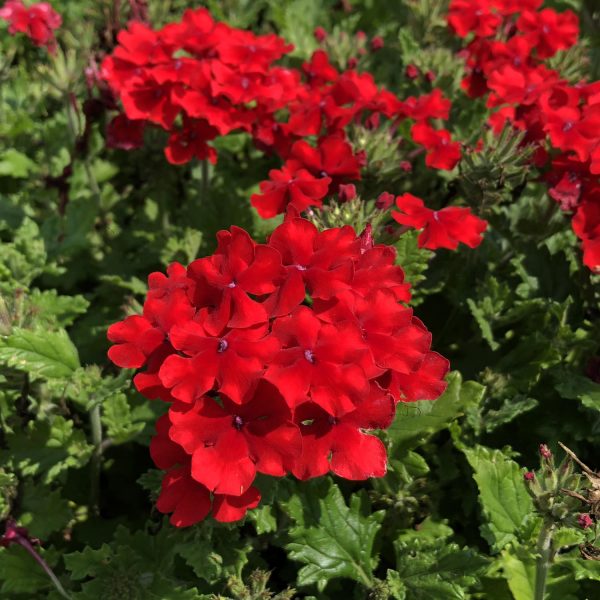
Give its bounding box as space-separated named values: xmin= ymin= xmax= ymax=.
xmin=265 ymin=218 xmax=357 ymax=316
xmin=157 ymin=466 xmax=261 ymax=526
xmin=158 ymin=321 xmax=279 ymax=404
xmin=264 ymin=306 xmax=371 ymax=415
xmin=292 ymin=383 xmax=394 ymax=480
xmin=448 ymin=0 xmax=502 ymax=38
xmin=107 ymin=219 xmax=449 ymax=525
xmin=0 ymin=1 xmax=61 ymax=52
xmin=517 ymin=9 xmax=579 ymax=59
xmin=106 ymin=114 xmax=146 ymax=150
xmin=392 ymin=193 xmax=487 ymax=250
xmin=289 ymin=136 xmax=361 ymax=192
xmin=168 ymin=380 xmax=301 ymax=495
xmin=250 ymin=165 xmax=331 ymax=218
xmin=572 ymin=198 xmax=600 ymax=272
xmin=107 ymin=316 xmax=164 ymax=369
xmin=188 ymin=226 xmax=283 ymax=332
xmin=411 ymin=122 xmax=462 ymax=170
xmin=164 ymin=118 xmax=218 ymax=165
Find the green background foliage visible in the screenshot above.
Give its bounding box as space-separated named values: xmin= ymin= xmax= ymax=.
xmin=1 ymin=0 xmax=600 ymax=598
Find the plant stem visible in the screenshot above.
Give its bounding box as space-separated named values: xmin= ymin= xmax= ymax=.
xmin=19 ymin=537 xmax=72 ymax=600
xmin=89 ymin=402 xmax=103 ymax=517
xmin=534 ymin=520 xmax=555 ymax=600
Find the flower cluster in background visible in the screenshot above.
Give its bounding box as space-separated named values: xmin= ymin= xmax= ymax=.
xmin=107 ymin=219 xmax=449 ymax=525
xmin=449 ymin=0 xmax=600 ymax=272
xmin=0 ymin=0 xmax=61 ymax=53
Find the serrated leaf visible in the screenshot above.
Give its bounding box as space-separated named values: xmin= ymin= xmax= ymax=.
xmin=28 ymin=289 xmax=90 ymax=327
xmin=20 ymin=481 xmax=72 ymax=538
xmin=101 ymin=393 xmax=146 ymax=445
xmin=64 ymin=544 xmax=113 ymax=580
xmin=555 ymin=371 xmax=600 ymax=412
xmin=3 ymin=416 xmax=93 ymax=483
xmin=0 ymin=546 xmax=55 ymax=595
xmin=0 ymin=327 xmax=80 ymax=380
xmin=388 ymin=372 xmax=485 ymax=450
xmin=391 ymin=519 xmax=488 ymax=599
xmin=284 ymin=478 xmax=384 ymax=591
xmin=462 ymin=446 xmax=534 ymax=552
xmin=0 ymin=149 xmax=36 ymax=178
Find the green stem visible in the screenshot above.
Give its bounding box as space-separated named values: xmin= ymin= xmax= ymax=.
xmin=534 ymin=520 xmax=555 ymax=600
xmin=89 ymin=402 xmax=103 ymax=516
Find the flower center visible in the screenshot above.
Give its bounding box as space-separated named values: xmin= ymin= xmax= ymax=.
xmin=233 ymin=415 xmax=244 ymax=430
xmin=293 ymin=264 xmax=307 ymax=271
xmin=217 ymin=339 xmax=228 ymax=353
xmin=562 ymin=121 xmax=574 ymax=132
xmin=304 ymin=349 xmax=315 ymax=363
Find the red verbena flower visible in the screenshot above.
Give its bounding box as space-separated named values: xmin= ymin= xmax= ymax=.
xmin=0 ymin=0 xmax=61 ymax=52
xmin=392 ymin=193 xmax=487 ymax=250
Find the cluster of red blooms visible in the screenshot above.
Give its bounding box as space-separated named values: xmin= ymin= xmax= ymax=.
xmin=448 ymin=0 xmax=600 ymax=272
xmin=107 ymin=219 xmax=449 ymax=526
xmin=101 ymin=8 xmax=464 ymax=219
xmin=0 ymin=0 xmax=61 ymax=53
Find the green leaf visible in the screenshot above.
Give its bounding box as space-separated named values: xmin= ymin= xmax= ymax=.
xmin=284 ymin=478 xmax=384 ymax=591
xmin=101 ymin=393 xmax=146 ymax=445
xmin=0 ymin=327 xmax=80 ymax=380
xmin=0 ymin=149 xmax=36 ymax=178
xmin=395 ymin=230 xmax=433 ymax=299
xmin=462 ymin=445 xmax=534 ymax=552
xmin=498 ymin=546 xmax=536 ymax=600
xmin=555 ymin=371 xmax=600 ymax=412
xmin=20 ymin=481 xmax=72 ymax=538
xmin=0 ymin=546 xmax=55 ymax=595
xmin=28 ymin=289 xmax=90 ymax=327
xmin=389 ymin=519 xmax=488 ymax=599
xmin=64 ymin=544 xmax=113 ymax=580
xmin=3 ymin=416 xmax=93 ymax=483
xmin=388 ymin=372 xmax=485 ymax=450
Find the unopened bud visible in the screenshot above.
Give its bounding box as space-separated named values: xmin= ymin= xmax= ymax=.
xmin=405 ymin=64 xmax=419 ymax=79
xmin=371 ymin=36 xmax=384 ymax=51
xmin=539 ymin=444 xmax=552 ymax=459
xmin=314 ymin=27 xmax=327 ymax=43
xmin=359 ymin=224 xmax=374 ymax=253
xmin=524 ymin=471 xmax=535 ymax=481
xmin=338 ymin=183 xmax=356 ymax=203
xmin=578 ymin=513 xmax=594 ymax=529
xmin=375 ymin=191 xmax=394 ymax=210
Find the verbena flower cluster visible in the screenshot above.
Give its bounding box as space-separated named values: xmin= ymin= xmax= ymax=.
xmin=100 ymin=8 xmax=464 ymax=219
xmin=448 ymin=0 xmax=600 ymax=272
xmin=0 ymin=0 xmax=61 ymax=52
xmin=107 ymin=219 xmax=449 ymax=526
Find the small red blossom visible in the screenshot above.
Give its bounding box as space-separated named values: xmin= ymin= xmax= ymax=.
xmin=0 ymin=0 xmax=61 ymax=52
xmin=250 ymin=165 xmax=331 ymax=218
xmin=448 ymin=0 xmax=502 ymax=39
xmin=411 ymin=121 xmax=462 ymax=170
xmin=370 ymin=36 xmax=384 ymax=51
xmin=338 ymin=183 xmax=357 ymax=202
xmin=392 ymin=193 xmax=487 ymax=250
xmin=524 ymin=471 xmax=535 ymax=481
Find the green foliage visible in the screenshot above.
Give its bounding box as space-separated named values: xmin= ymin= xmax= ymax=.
xmin=0 ymin=1 xmax=599 ymax=599
xmin=461 ymin=445 xmax=534 ymax=553
xmin=284 ymin=479 xmax=384 ymax=591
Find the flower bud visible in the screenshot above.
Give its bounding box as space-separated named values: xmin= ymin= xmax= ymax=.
xmin=405 ymin=64 xmax=419 ymax=79
xmin=371 ymin=36 xmax=384 ymax=51
xmin=524 ymin=471 xmax=535 ymax=481
xmin=539 ymin=444 xmax=552 ymax=459
xmin=376 ymin=192 xmax=394 ymax=210
xmin=338 ymin=183 xmax=356 ymax=203
xmin=578 ymin=513 xmax=594 ymax=529
xmin=314 ymin=27 xmax=327 ymax=43
xmin=348 ymin=57 xmax=358 ymax=69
